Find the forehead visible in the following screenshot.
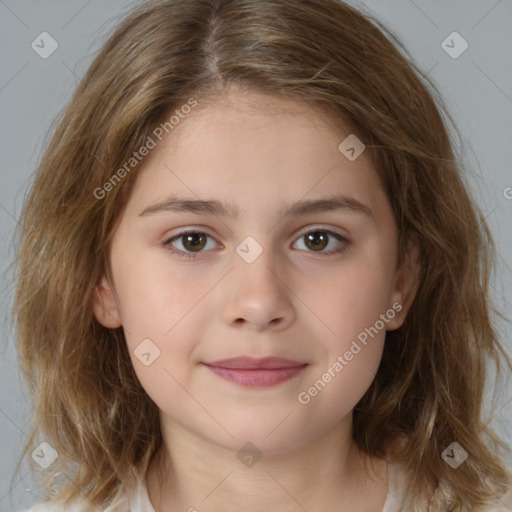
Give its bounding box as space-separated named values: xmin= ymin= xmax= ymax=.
xmin=123 ymin=89 xmax=388 ymax=222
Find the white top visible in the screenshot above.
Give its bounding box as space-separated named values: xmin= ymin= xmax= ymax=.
xmin=18 ymin=462 xmax=512 ymax=512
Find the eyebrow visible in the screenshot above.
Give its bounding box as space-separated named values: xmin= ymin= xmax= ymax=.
xmin=138 ymin=193 xmax=374 ymax=220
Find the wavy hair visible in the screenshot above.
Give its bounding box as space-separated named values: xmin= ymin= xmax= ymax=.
xmin=12 ymin=0 xmax=511 ymax=510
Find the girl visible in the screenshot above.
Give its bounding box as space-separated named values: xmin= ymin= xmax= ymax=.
xmin=12 ymin=0 xmax=512 ymax=510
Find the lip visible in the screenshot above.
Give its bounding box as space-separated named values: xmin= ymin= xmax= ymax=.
xmin=204 ymin=356 xmax=305 ymax=370
xmin=202 ymin=357 xmax=308 ymax=387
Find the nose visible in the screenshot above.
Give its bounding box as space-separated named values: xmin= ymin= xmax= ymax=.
xmin=220 ymin=248 xmax=296 ymax=332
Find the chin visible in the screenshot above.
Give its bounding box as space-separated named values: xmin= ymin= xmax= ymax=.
xmin=204 ymin=421 xmax=316 ymax=458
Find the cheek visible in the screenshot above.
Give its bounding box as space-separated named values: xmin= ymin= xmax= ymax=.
xmin=114 ymin=252 xmax=224 ymax=382
xmin=114 ymin=249 xmax=207 ymax=338
xmin=312 ymin=339 xmax=384 ymax=418
xmin=120 ymin=283 xmax=199 ymax=418
xmin=294 ymin=256 xmax=393 ymax=408
xmin=296 ymin=332 xmax=385 ymax=434
xmin=110 ymin=264 xmax=195 ymax=394
xmin=297 ymin=321 xmax=386 ymax=419
xmin=299 ymin=257 xmax=396 ymax=348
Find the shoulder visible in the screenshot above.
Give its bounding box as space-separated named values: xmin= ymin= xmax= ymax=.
xmin=16 ymin=501 xmax=92 ymax=512
xmin=17 ymin=504 xmax=70 ymax=512
xmin=478 ymin=467 xmax=512 ymax=512
xmin=481 ymin=485 xmax=512 ymax=511
xmin=15 ymin=467 xmax=145 ymax=512
xmin=16 ymin=494 xmax=129 ymax=512
xmin=385 ymin=461 xmax=512 ymax=512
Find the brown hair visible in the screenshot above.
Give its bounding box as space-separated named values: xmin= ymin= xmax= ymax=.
xmin=12 ymin=0 xmax=511 ymax=510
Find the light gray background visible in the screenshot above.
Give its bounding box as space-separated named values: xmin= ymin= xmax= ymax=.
xmin=0 ymin=0 xmax=511 ymax=510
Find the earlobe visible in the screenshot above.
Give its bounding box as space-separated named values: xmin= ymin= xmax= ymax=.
xmin=386 ymin=238 xmax=421 ymax=331
xmin=91 ymin=275 xmax=122 ymax=328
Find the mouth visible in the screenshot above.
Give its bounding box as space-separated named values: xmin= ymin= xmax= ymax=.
xmin=201 ymin=356 xmax=308 ymax=387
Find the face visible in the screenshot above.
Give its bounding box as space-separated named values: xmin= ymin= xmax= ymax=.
xmin=93 ymin=90 xmax=418 ymax=455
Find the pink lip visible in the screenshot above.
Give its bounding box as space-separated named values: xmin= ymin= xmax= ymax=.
xmin=202 ymin=357 xmax=308 ymax=387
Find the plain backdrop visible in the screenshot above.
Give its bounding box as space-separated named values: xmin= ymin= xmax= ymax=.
xmin=0 ymin=0 xmax=511 ymax=510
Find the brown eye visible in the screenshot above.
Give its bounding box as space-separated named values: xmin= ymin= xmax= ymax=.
xmin=304 ymin=232 xmax=329 ymax=251
xmin=181 ymin=232 xmax=207 ymax=252
xmin=292 ymin=228 xmax=348 ymax=256
xmin=164 ymin=230 xmax=218 ymax=259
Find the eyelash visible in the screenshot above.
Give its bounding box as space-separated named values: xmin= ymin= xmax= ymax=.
xmin=163 ymin=226 xmax=349 ymax=261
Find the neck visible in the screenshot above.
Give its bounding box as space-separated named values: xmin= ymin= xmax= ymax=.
xmin=146 ymin=417 xmax=388 ymax=512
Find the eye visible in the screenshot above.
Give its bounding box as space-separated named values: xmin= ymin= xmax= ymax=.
xmin=292 ymin=227 xmax=348 ymax=256
xmin=163 ymin=226 xmax=349 ymax=260
xmin=163 ymin=230 xmax=219 ymax=260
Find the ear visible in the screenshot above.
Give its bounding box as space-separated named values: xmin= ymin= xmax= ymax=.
xmin=92 ymin=275 xmax=122 ymax=328
xmin=386 ymin=237 xmax=421 ymax=331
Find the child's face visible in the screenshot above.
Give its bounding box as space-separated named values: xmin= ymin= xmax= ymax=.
xmin=93 ymin=90 xmax=416 ymax=455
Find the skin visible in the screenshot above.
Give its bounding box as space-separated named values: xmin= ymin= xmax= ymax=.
xmin=92 ymin=88 xmax=419 ymax=512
